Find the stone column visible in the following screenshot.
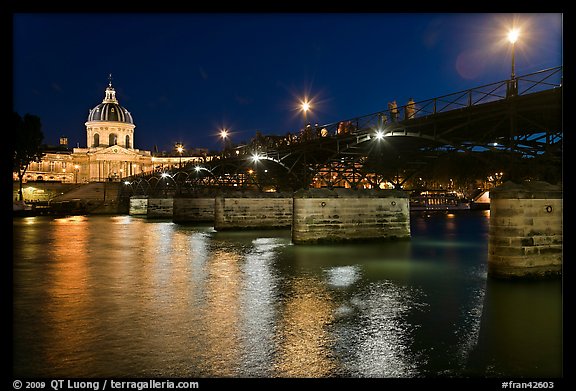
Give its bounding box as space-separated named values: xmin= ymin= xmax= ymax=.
xmin=214 ymin=191 xmax=293 ymax=231
xmin=173 ymin=196 xmax=215 ymax=223
xmin=292 ymin=188 xmax=410 ymax=244
xmin=488 ymin=181 xmax=562 ymax=278
xmin=129 ymin=196 xmax=148 ymax=215
xmin=147 ymin=197 xmax=174 ymax=219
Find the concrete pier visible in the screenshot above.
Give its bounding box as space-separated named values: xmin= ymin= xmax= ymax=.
xmin=173 ymin=196 xmax=215 ymax=223
xmin=129 ymin=196 xmax=148 ymax=216
xmin=488 ymin=181 xmax=562 ymax=278
xmin=292 ymin=188 xmax=410 ymax=244
xmin=214 ymin=191 xmax=293 ymax=231
xmin=146 ymin=197 xmax=174 ymax=219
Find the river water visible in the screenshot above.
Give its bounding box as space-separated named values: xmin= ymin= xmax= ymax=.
xmin=12 ymin=211 xmax=562 ymax=379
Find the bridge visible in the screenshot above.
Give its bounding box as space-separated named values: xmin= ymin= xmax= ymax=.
xmin=124 ymin=66 xmax=562 ymax=197
xmin=120 ymin=67 xmax=562 ymax=278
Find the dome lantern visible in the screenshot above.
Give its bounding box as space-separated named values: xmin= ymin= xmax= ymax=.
xmin=87 ymin=76 xmax=134 ymax=124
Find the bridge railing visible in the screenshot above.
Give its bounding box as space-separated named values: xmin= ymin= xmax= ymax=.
xmin=364 ymin=65 xmax=563 ymax=125
xmin=125 ymin=66 xmax=562 ymax=182
xmin=516 ymin=66 xmax=563 ymax=95
xmin=243 ymin=66 xmax=563 ymax=154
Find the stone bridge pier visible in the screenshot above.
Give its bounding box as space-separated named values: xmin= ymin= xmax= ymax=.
xmin=292 ymin=188 xmax=410 ymax=244
xmin=488 ymin=181 xmax=562 ymax=278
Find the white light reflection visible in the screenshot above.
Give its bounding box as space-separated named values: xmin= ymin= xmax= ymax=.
xmin=326 ymin=265 xmax=361 ymax=288
xmin=454 ymin=277 xmax=486 ymax=373
xmin=188 ymin=232 xmax=210 ymax=302
xmin=240 ymin=237 xmax=284 ymax=377
xmin=338 ymin=281 xmax=425 ymax=377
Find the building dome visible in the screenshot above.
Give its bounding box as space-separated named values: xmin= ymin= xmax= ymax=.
xmin=87 ymin=81 xmax=134 ymax=124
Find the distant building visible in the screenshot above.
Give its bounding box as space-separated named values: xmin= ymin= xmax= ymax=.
xmin=15 ymin=78 xmax=208 ymax=184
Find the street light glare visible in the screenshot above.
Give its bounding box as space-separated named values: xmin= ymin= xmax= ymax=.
xmin=508 ymin=28 xmax=519 ymax=44
xmin=301 ymin=101 xmax=310 ymax=112
xmin=220 ymin=129 xmax=228 ymax=139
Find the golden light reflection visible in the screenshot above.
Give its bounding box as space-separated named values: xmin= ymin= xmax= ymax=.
xmin=135 ymin=224 xmax=205 ymax=372
xmin=273 ymin=276 xmax=337 ymax=377
xmin=197 ymin=249 xmax=242 ymax=377
xmin=44 ymin=216 xmax=92 ymax=374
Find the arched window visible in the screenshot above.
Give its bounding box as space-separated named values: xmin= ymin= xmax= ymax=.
xmin=125 ymin=135 xmax=131 ymax=149
xmin=109 ymin=133 xmax=118 ymax=146
xmin=93 ymin=133 xmax=100 ymax=147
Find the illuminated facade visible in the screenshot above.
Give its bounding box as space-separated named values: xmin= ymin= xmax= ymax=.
xmin=73 ymin=79 xmax=152 ymax=182
xmin=16 ymin=79 xmax=207 ymax=184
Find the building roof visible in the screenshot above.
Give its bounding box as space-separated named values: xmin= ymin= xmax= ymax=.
xmin=87 ymin=80 xmax=134 ymax=124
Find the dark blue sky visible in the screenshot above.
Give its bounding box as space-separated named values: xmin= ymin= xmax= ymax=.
xmin=12 ymin=13 xmax=562 ymax=152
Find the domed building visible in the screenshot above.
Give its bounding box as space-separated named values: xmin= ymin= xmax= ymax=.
xmin=72 ymin=78 xmax=152 ymax=182
xmin=17 ymin=77 xmax=208 ymax=191
xmin=86 ymin=81 xmax=135 ymax=149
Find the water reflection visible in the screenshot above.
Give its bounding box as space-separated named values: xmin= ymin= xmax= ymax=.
xmin=273 ymin=276 xmax=337 ymax=377
xmin=467 ymin=278 xmax=562 ymax=378
xmin=197 ymin=249 xmax=242 ymax=377
xmin=45 ymin=216 xmax=93 ymax=376
xmin=333 ymin=280 xmax=423 ymax=377
xmin=12 ymin=212 xmax=562 ymax=378
xmin=240 ymin=238 xmax=282 ymax=377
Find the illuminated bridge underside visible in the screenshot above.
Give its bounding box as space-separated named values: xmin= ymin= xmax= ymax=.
xmin=127 ymin=67 xmax=562 ymax=195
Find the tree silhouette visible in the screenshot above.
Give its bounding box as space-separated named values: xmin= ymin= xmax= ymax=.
xmin=12 ymin=112 xmax=44 ymax=202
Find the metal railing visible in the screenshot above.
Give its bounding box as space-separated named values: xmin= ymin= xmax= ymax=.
xmin=229 ymin=66 xmax=563 ymax=155
xmin=328 ymin=66 xmax=562 ymax=133
xmin=127 ymin=66 xmax=562 ymax=184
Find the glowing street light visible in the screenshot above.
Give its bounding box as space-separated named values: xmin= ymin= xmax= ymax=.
xmin=251 ymin=153 xmax=262 ymax=163
xmin=508 ymin=28 xmax=519 ymax=79
xmin=220 ymin=128 xmax=229 ymax=153
xmin=175 ymin=143 xmax=184 ymax=168
xmin=74 ymin=164 xmax=80 ymax=183
xmin=507 ymin=27 xmax=520 ymax=97
xmin=301 ymin=99 xmax=311 ymax=128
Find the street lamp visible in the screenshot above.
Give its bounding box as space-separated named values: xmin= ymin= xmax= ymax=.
xmin=507 ymin=28 xmax=520 ymax=97
xmin=176 ymin=143 xmax=184 ymax=168
xmin=300 ymin=99 xmax=313 ymax=141
xmin=74 ymin=164 xmax=79 ymax=184
xmin=301 ymin=100 xmax=311 ymax=128
xmin=220 ymin=128 xmax=229 ymax=153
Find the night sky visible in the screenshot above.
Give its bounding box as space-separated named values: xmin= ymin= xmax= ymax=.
xmin=12 ymin=13 xmax=562 ymax=153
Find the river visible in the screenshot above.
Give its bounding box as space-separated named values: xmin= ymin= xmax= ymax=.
xmin=12 ymin=211 xmax=562 ymax=379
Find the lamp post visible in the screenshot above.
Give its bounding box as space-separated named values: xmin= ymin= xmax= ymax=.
xmin=507 ymin=28 xmax=520 ymax=97
xmin=301 ymin=99 xmax=312 ymax=141
xmin=176 ymin=143 xmax=184 ymax=168
xmin=220 ymin=129 xmax=229 ymax=154
xmin=74 ymin=164 xmax=79 ymax=184
xmin=301 ymin=100 xmax=310 ymax=128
